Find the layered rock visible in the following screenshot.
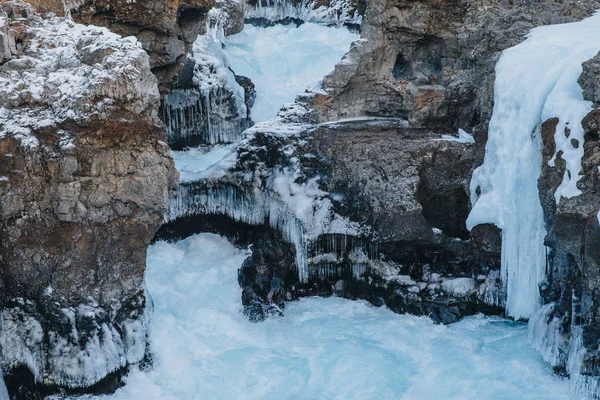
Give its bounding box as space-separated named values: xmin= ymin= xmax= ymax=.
xmin=0 ymin=2 xmax=176 ymax=395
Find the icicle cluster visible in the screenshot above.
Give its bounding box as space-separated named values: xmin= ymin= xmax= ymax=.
xmin=167 ymin=184 xmax=310 ymax=281
xmin=162 ymin=88 xmax=248 ymax=146
xmin=162 ymin=8 xmax=248 ymax=148
xmin=307 ymin=235 xmax=381 ymax=280
xmin=245 ymin=0 xmax=363 ymax=24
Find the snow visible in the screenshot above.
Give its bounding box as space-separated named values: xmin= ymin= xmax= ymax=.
xmin=223 ymin=23 xmax=359 ymax=122
xmin=56 ymin=234 xmax=578 ymax=400
xmin=0 ymin=16 xmax=155 ymax=139
xmin=441 ymin=278 xmax=477 ymax=296
xmin=467 ymin=12 xmax=600 ymax=321
xmin=435 ymin=128 xmax=475 ymax=144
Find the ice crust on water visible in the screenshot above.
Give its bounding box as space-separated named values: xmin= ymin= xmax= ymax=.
xmin=171 ymin=144 xmax=237 ymax=183
xmin=245 ymin=0 xmax=362 ymax=25
xmin=58 ymin=234 xmax=579 ymax=400
xmin=223 ymin=23 xmax=359 ymax=122
xmin=467 ymin=12 xmax=600 ymax=320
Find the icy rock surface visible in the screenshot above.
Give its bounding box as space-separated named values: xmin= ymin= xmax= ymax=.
xmin=60 ymin=0 xmax=218 ymax=92
xmin=58 ymin=234 xmax=576 ymax=400
xmin=467 ymin=12 xmax=600 ymax=321
xmin=0 ymin=13 xmax=159 ymax=137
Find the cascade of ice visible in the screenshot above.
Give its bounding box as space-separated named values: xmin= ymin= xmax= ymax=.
xmin=162 ymin=8 xmax=248 ymax=148
xmin=245 ymin=0 xmax=362 ymax=24
xmin=528 ymin=290 xmax=600 ymax=398
xmin=467 ymin=12 xmax=600 ymax=321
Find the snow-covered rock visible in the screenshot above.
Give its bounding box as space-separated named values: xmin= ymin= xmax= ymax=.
xmin=0 ymin=3 xmax=176 ymax=393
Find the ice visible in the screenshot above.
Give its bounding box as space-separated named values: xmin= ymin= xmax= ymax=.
xmin=57 ymin=234 xmax=579 ymax=400
xmin=162 ymin=10 xmax=248 ymax=147
xmin=0 ymin=373 xmax=7 ymax=400
xmin=245 ymin=0 xmax=362 ymax=24
xmin=467 ymin=12 xmax=600 ymax=321
xmin=171 ymin=144 xmax=236 ymax=183
xmin=435 ymin=128 xmax=475 ymax=144
xmin=223 ymin=23 xmax=359 ymax=122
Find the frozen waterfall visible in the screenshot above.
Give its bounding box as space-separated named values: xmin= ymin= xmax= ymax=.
xmin=245 ymin=0 xmax=362 ymax=24
xmin=467 ymin=12 xmax=600 ymax=321
xmin=162 ymin=9 xmax=248 ymax=148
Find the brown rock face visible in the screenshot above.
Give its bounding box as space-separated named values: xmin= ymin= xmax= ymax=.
xmin=313 ymin=0 xmax=600 ymax=131
xmin=0 ymin=2 xmax=177 ymax=392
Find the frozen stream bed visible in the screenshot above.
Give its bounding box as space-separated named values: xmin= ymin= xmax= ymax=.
xmin=71 ymin=234 xmax=580 ymax=400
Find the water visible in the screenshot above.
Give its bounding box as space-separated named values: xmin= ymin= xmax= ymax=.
xmin=69 ymin=233 xmax=579 ymax=400
xmin=223 ymin=23 xmax=359 ymax=122
xmin=466 ymin=12 xmax=600 ymax=320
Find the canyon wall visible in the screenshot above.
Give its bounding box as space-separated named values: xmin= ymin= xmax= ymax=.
xmin=0 ymin=1 xmax=177 ymax=397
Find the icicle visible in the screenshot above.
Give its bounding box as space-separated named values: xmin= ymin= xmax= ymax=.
xmin=245 ymin=0 xmax=363 ymax=25
xmin=166 ymin=184 xmax=311 ymax=282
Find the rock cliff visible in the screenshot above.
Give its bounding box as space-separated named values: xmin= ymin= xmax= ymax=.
xmin=0 ymin=1 xmax=177 ymax=396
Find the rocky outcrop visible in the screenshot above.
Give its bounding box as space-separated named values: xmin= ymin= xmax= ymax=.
xmin=70 ymin=0 xmax=217 ymax=93
xmin=0 ymin=2 xmax=177 ymax=395
xmin=162 ymin=115 xmax=502 ymax=324
xmin=533 ymin=52 xmax=600 ymax=387
xmin=310 ymin=0 xmax=600 ymax=131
